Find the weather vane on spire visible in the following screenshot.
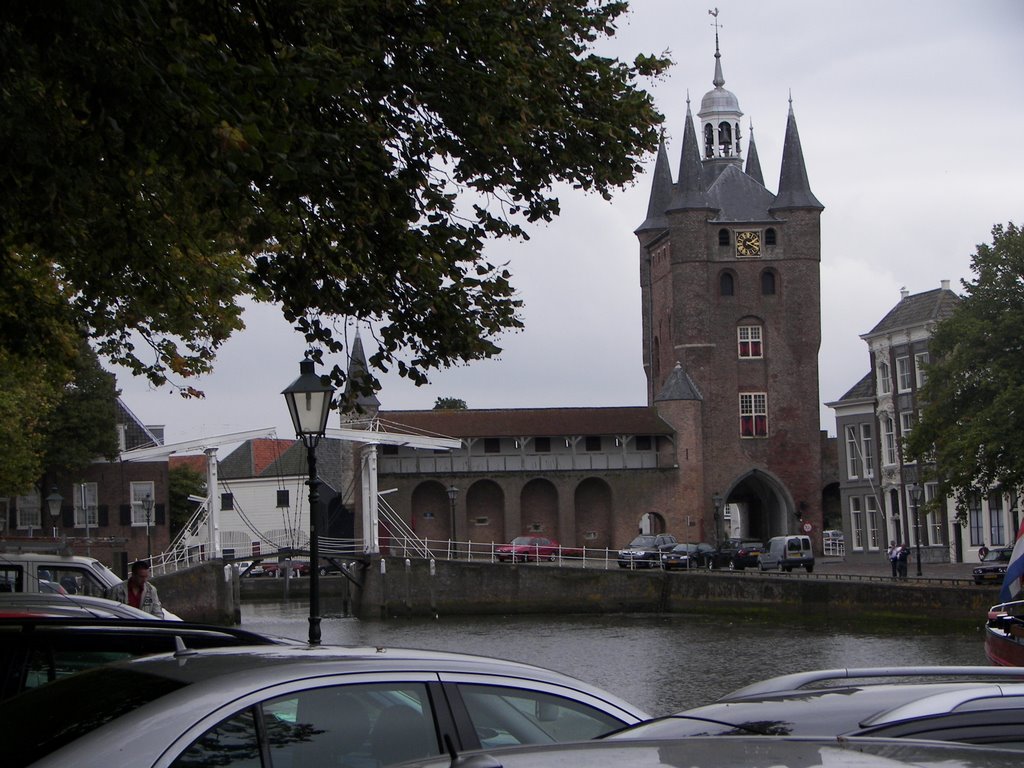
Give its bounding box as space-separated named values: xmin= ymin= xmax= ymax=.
xmin=709 ymin=7 xmax=721 ymax=32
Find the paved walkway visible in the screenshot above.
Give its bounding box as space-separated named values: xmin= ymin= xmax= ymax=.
xmin=817 ymin=555 xmax=980 ymax=582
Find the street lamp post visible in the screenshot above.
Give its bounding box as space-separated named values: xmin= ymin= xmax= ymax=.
xmin=909 ymin=483 xmax=923 ymax=577
xmin=446 ymin=484 xmax=459 ymax=550
xmin=45 ymin=487 xmax=63 ymax=539
xmin=282 ymin=359 xmax=335 ymax=645
xmin=142 ymin=493 xmax=153 ymax=562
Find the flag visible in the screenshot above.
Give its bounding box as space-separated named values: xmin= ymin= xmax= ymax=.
xmin=998 ymin=519 xmax=1024 ymax=603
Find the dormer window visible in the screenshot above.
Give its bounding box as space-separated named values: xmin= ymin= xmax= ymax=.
xmin=718 ymin=228 xmax=730 ymax=246
xmin=765 ymin=228 xmax=777 ymax=246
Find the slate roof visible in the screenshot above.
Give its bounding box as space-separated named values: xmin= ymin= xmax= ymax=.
xmin=654 ymin=363 xmax=703 ymax=402
xmin=828 ymin=372 xmax=874 ymax=406
xmin=376 ymin=407 xmax=675 ymax=439
xmin=706 ymin=165 xmax=778 ymax=223
xmin=255 ymin=438 xmax=345 ymax=492
xmin=863 ymin=287 xmax=960 ymax=338
xmin=116 ymin=399 xmax=163 ymax=451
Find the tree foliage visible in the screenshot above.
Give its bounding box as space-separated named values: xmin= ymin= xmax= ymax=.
xmin=433 ymin=397 xmax=468 ymax=410
xmin=906 ymin=222 xmax=1024 ymax=510
xmin=168 ymin=464 xmax=206 ymax=539
xmin=1 ymin=1 xmax=669 ymax=407
xmin=0 ymin=350 xmax=64 ymax=495
xmin=41 ymin=343 xmax=121 ymax=487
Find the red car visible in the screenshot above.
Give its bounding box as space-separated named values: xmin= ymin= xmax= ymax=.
xmin=496 ymin=536 xmax=565 ymax=563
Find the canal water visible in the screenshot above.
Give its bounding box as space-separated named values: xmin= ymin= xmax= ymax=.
xmin=241 ymin=601 xmax=988 ymax=716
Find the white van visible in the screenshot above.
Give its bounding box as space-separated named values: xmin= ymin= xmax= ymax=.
xmin=758 ymin=535 xmax=815 ymax=573
xmin=0 ymin=551 xmax=122 ymax=597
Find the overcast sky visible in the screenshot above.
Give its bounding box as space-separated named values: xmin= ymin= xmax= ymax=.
xmin=113 ymin=0 xmax=1024 ymax=448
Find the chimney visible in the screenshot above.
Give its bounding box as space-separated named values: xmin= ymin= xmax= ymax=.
xmin=900 ymin=286 xmax=909 ymax=299
xmin=940 ymin=279 xmax=950 ymax=291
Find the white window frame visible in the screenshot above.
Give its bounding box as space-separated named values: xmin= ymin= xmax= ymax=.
xmin=915 ymin=352 xmax=929 ymax=388
xmin=925 ymin=483 xmax=942 ymax=544
xmin=899 ymin=412 xmax=916 ymax=465
xmin=878 ymin=360 xmax=892 ymax=396
xmin=865 ymin=495 xmax=880 ymax=551
xmin=73 ymin=482 xmax=99 ymax=528
xmin=883 ymin=416 xmax=897 ymax=466
xmin=130 ymin=481 xmax=156 ymax=527
xmin=860 ymin=423 xmax=875 ymax=478
xmin=16 ymin=491 xmax=41 ymax=530
xmin=845 ymin=426 xmax=859 ymax=480
xmin=850 ymin=497 xmax=864 ymax=551
xmin=989 ymin=491 xmax=1006 ymax=547
xmin=739 ymin=393 xmax=768 ymax=438
xmin=896 ymin=356 xmax=912 ymax=392
xmin=737 ymin=325 xmax=763 ymax=359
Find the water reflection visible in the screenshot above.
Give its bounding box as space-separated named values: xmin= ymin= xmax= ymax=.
xmin=241 ymin=601 xmax=987 ymax=715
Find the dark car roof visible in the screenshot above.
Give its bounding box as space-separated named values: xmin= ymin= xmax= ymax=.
xmin=609 ymin=666 xmax=1024 ymax=743
xmin=401 ymin=735 xmax=1024 ymax=767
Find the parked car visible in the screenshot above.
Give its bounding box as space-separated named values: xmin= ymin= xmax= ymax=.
xmin=660 ymin=542 xmax=715 ymax=570
xmin=2 ymin=644 xmax=650 ymax=768
xmin=758 ymin=535 xmax=815 ymax=573
xmin=0 ymin=616 xmax=290 ymax=701
xmin=262 ymin=560 xmax=311 ymax=577
xmin=0 ymin=551 xmax=121 ymax=597
xmin=401 ymin=736 xmax=1024 ymax=768
xmin=974 ymin=547 xmax=1014 ymax=585
xmin=706 ymin=538 xmax=764 ymax=570
xmin=606 ymin=665 xmax=1024 ymax=749
xmin=0 ymin=593 xmax=161 ymax=621
xmin=496 ymin=536 xmax=564 ymax=563
xmin=617 ymin=534 xmax=678 ymax=568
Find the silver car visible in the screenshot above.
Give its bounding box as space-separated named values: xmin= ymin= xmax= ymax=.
xmin=4 ymin=644 xmax=649 ymax=767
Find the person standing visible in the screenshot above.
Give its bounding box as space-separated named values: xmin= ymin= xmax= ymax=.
xmin=896 ymin=543 xmax=910 ymax=580
xmin=109 ymin=560 xmax=164 ymax=617
xmin=887 ymin=541 xmax=899 ymax=580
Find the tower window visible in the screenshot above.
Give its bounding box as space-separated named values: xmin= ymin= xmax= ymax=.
xmin=704 ymin=124 xmax=714 ymax=159
xmin=720 ymin=272 xmax=734 ymax=296
xmin=585 ymin=435 xmax=602 ymax=452
xmin=739 ymin=393 xmax=768 ymax=438
xmin=276 ymin=490 xmax=289 ymax=508
xmin=636 ymin=436 xmax=652 ymax=451
xmin=483 ymin=438 xmax=500 ymax=454
xmin=738 ymin=325 xmax=763 ymax=358
xmin=220 ymin=493 xmax=234 ymax=511
xmin=765 ymin=228 xmax=777 ymax=246
xmin=534 ymin=437 xmax=551 ymax=453
xmin=718 ymin=121 xmax=732 ymax=156
xmin=718 ymin=229 xmax=730 ymax=246
xmin=761 ymin=270 xmax=776 ymax=295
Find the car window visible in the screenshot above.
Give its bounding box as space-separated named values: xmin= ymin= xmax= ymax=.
xmin=23 ymin=647 xmax=135 ymax=691
xmin=457 ymin=684 xmax=625 ymax=747
xmin=628 ymin=537 xmax=656 ymax=547
xmin=2 ymin=666 xmax=188 ymax=767
xmin=44 ymin=565 xmax=110 ymax=597
xmin=174 ymin=682 xmax=441 ymax=768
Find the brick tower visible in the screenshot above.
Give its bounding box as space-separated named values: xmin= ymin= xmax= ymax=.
xmin=636 ymin=32 xmax=824 ymax=544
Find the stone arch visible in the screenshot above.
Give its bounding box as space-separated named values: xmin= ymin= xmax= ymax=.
xmin=721 ymin=469 xmax=795 ymax=542
xmin=520 ymin=479 xmax=558 ymax=538
xmin=410 ymin=481 xmax=451 ymax=543
xmin=574 ymin=477 xmax=612 ymax=549
xmin=639 ymin=511 xmax=668 ymax=535
xmin=465 ymin=479 xmax=505 ymax=547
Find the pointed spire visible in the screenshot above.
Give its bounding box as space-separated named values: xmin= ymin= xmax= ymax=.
xmin=712 ymin=26 xmax=725 ymax=88
xmin=771 ymin=97 xmax=823 ymax=211
xmin=669 ymin=100 xmax=712 ymax=211
xmin=635 ymin=132 xmax=674 ymax=233
xmin=744 ymin=120 xmax=764 ymax=186
xmin=345 ymin=332 xmax=380 ymax=411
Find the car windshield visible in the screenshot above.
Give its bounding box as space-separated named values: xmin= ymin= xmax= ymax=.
xmin=2 ymin=666 xmax=187 ymax=767
xmin=510 ymin=537 xmax=534 ymax=546
xmin=628 ymin=536 xmax=657 ymax=548
xmin=983 ymin=549 xmax=1012 ymax=562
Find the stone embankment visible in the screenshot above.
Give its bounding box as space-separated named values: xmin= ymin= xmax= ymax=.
xmin=236 ymin=556 xmax=996 ymax=627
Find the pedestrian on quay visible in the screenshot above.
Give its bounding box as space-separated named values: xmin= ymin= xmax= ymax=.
xmin=110 ymin=560 xmax=164 ymax=617
xmin=896 ymin=543 xmax=910 ymax=580
xmin=887 ymin=540 xmax=900 ymax=580
xmin=979 ymin=543 xmax=990 ymax=561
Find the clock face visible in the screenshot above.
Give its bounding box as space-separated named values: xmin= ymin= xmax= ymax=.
xmin=736 ymin=231 xmax=761 ymax=257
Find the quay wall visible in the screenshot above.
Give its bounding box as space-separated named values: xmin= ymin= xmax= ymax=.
xmin=153 ymin=561 xmax=239 ymax=625
xmin=238 ymin=557 xmax=994 ymax=625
